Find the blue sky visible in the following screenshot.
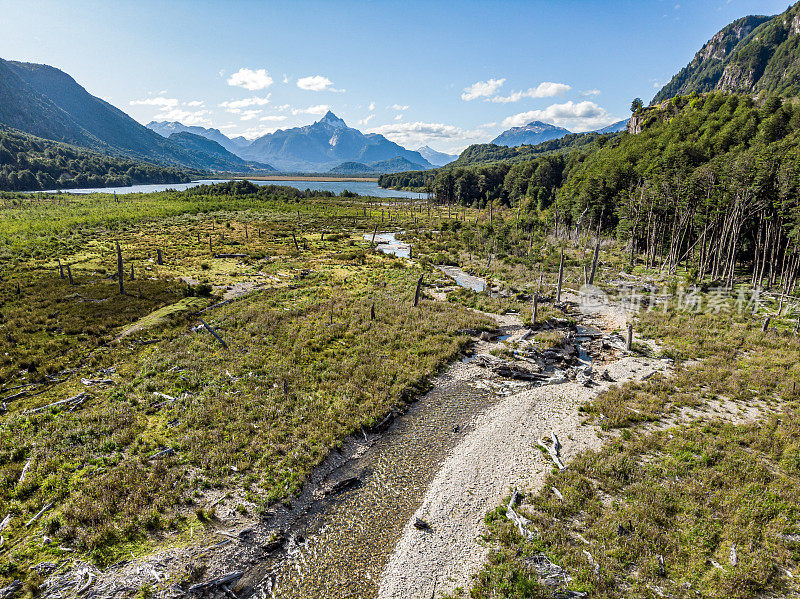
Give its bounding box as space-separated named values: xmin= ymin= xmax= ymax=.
xmin=0 ymin=0 xmax=791 ymax=152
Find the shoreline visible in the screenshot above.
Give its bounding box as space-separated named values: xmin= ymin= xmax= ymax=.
xmin=233 ymin=175 xmax=379 ymax=182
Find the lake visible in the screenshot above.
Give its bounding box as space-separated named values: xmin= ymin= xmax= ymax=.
xmin=36 ymin=178 xmax=425 ymax=199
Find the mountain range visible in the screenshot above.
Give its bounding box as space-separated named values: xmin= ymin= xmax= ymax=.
xmin=488 ymin=118 xmax=627 ymax=148
xmin=653 ymin=2 xmax=800 ymax=103
xmin=0 ymin=58 xmax=268 ymax=173
xmin=148 ymin=112 xmax=433 ymax=172
xmin=416 ymin=145 xmax=458 ymax=167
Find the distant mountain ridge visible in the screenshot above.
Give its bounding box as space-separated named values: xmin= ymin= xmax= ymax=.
xmin=148 ymin=112 xmax=433 ymax=173
xmin=416 ymin=145 xmax=458 ymax=166
xmin=167 ymin=132 xmax=275 ymax=172
xmin=490 ymin=120 xmax=572 ymax=147
xmin=328 ymin=156 xmax=430 ymax=175
xmin=148 ymin=121 xmax=250 ymax=156
xmin=653 ymin=3 xmax=800 ymax=103
xmin=0 ymin=58 xmax=270 ymax=173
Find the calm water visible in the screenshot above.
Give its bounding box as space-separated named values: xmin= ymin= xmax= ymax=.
xmin=36 ymin=178 xmax=424 ymax=198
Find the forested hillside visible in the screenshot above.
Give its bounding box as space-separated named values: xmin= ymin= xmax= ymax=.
xmin=383 ymin=92 xmax=800 ymax=293
xmin=653 ymin=2 xmax=800 ymax=102
xmin=0 ymin=127 xmax=195 ymax=191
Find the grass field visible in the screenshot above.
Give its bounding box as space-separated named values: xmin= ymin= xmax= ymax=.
xmin=0 ymin=183 xmax=496 ymax=586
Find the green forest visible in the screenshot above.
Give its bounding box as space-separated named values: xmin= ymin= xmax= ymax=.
xmin=0 ymin=127 xmax=196 ymax=191
xmin=380 ymin=92 xmax=800 ymax=295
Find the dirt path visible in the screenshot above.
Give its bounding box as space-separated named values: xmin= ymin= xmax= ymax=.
xmin=378 ymin=294 xmax=668 ymax=598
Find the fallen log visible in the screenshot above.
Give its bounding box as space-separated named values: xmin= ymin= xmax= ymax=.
xmin=25 ymin=502 xmax=53 ymax=527
xmin=325 ymin=477 xmax=360 ymax=497
xmin=17 ymin=459 xmax=31 ymax=486
xmin=198 ymin=318 xmax=229 ymax=349
xmin=148 ymin=448 xmax=175 ymax=460
xmin=24 ymin=393 xmax=88 ymax=415
xmin=506 ymin=489 xmax=536 ymax=541
xmin=188 ymin=571 xmax=244 ymax=594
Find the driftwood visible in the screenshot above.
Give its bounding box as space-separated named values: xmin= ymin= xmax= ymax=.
xmin=538 ymin=432 xmax=565 ymax=470
xmin=198 ymin=318 xmax=229 ymax=349
xmin=0 ymin=514 xmax=10 ymax=532
xmin=24 ymin=392 xmax=88 ymax=415
xmin=188 ymin=571 xmax=244 ymax=594
xmin=506 ymin=489 xmax=536 ymax=541
xmin=472 ymin=354 xmax=544 ymax=381
xmin=25 ymin=502 xmax=53 ymax=527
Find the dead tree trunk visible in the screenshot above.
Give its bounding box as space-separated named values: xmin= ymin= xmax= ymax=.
xmin=626 ymin=323 xmax=633 ymax=351
xmin=292 ymin=231 xmax=300 ymax=252
xmin=57 ymin=259 xmax=64 ymax=279
xmin=67 ymin=265 xmax=74 ymax=285
xmin=156 ymin=249 xmax=163 ymax=265
xmin=371 ymin=224 xmax=378 ymax=244
xmin=531 ymin=295 xmax=538 ymax=326
xmin=556 ymin=249 xmax=564 ymax=303
xmin=588 ymin=240 xmax=600 ymax=285
xmin=130 ymin=264 xmax=135 ymax=281
xmin=413 ymin=275 xmax=424 ymax=307
xmin=116 ymin=242 xmax=124 ymax=295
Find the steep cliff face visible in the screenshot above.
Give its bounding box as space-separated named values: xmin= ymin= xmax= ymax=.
xmin=653 ymin=2 xmax=800 ymax=103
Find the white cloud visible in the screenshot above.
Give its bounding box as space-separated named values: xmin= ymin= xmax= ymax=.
xmin=389 ymin=103 xmax=409 ymax=111
xmin=219 ymin=95 xmax=271 ymax=110
xmin=282 ymin=74 xmax=290 ymax=84
xmin=291 ymin=104 xmax=331 ymax=115
xmin=368 ymin=101 xmax=376 ymax=111
xmin=274 ymin=104 xmax=290 ymax=112
xmin=501 ymin=100 xmax=616 ymax=132
xmin=394 ymin=114 xmax=403 ymax=120
xmin=130 ymin=96 xmax=179 ymax=108
xmin=227 ymin=68 xmax=274 ymax=91
xmin=461 ymin=78 xmax=506 ymax=101
xmin=186 ymin=100 xmax=204 ymax=107
xmin=358 ymin=114 xmax=375 ymax=126
xmin=156 ymin=108 xmax=211 ymax=126
xmin=259 ymin=115 xmax=288 ymax=122
xmin=367 ymin=121 xmax=486 ymax=152
xmin=239 ymin=109 xmax=263 ymax=121
xmin=489 ymin=82 xmax=571 ymax=103
xmin=297 ymin=75 xmax=343 ymax=92
xmin=580 ymin=89 xmax=601 ymax=97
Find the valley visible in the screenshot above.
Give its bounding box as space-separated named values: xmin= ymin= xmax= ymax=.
xmin=3 ymin=1 xmax=800 ymax=598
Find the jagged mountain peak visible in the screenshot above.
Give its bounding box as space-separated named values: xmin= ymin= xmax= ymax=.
xmin=318 ymin=111 xmax=347 ymax=128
